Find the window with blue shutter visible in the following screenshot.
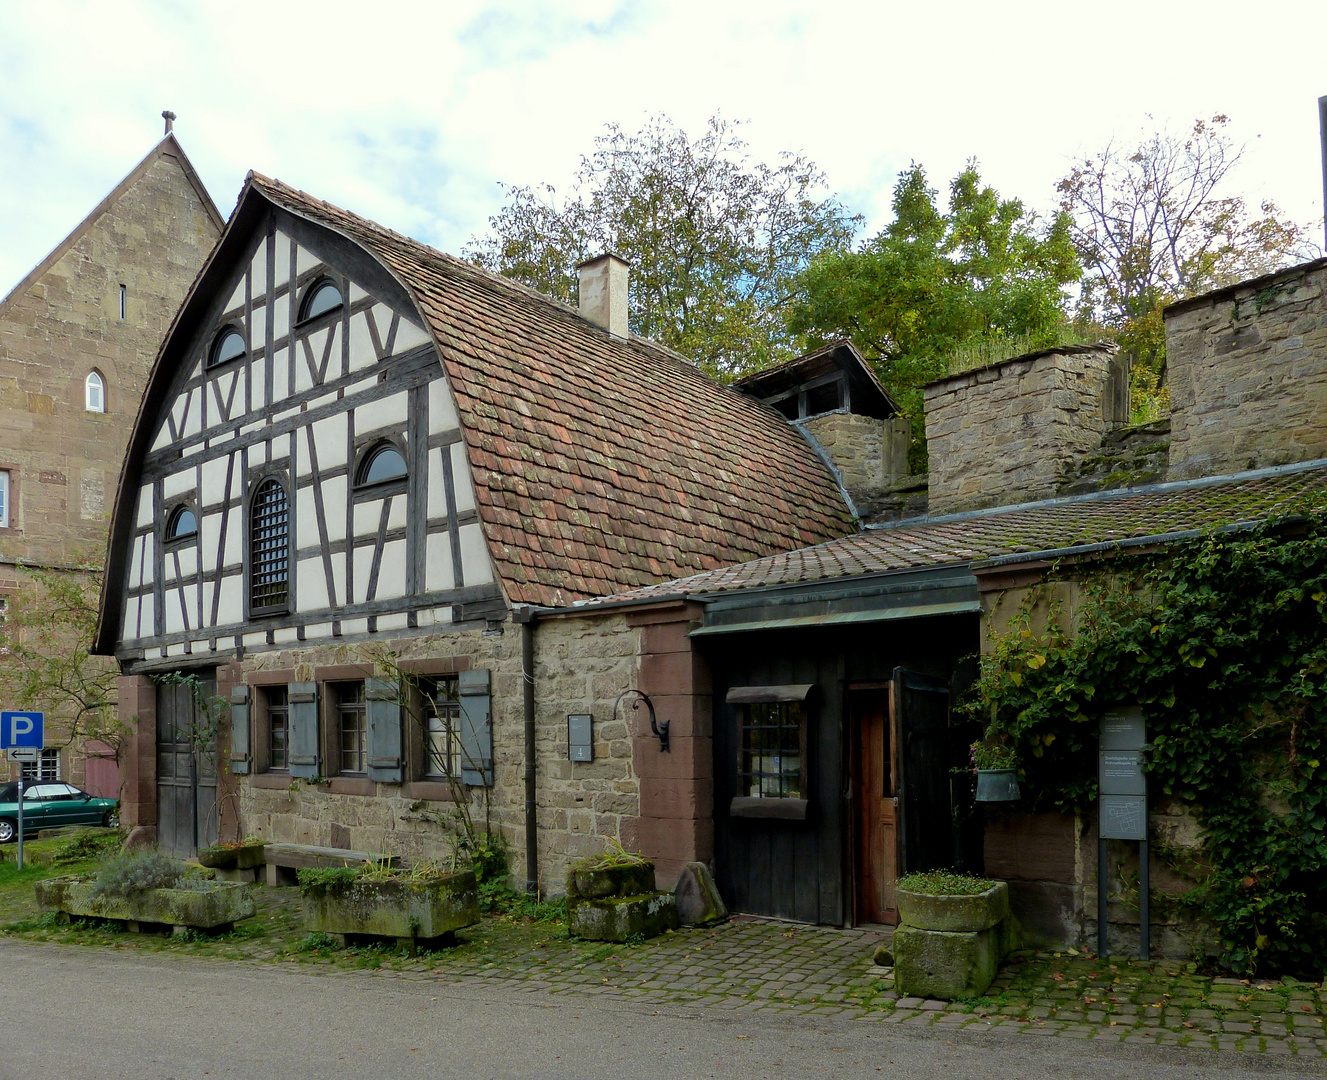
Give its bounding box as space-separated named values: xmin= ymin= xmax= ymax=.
xmin=287 ymin=682 xmax=319 ymax=778
xmin=458 ymin=669 xmax=493 ymax=787
xmin=366 ymin=677 xmax=403 ymax=784
xmin=229 ymin=686 xmax=250 ymax=775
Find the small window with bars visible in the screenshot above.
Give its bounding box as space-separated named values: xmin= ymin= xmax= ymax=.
xmin=21 ymin=748 xmax=60 ymax=783
xmin=265 ymin=685 xmax=289 ymax=771
xmin=727 ymin=685 xmax=813 ymax=820
xmin=421 ymin=676 xmax=461 ymax=778
xmin=250 ymin=478 xmax=289 ymax=612
xmin=336 ymin=682 xmax=367 ymax=774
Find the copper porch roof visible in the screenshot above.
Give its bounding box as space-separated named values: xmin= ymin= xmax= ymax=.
xmin=248 ymin=175 xmax=855 ymax=606
xmin=576 ymin=460 xmax=1327 ymax=606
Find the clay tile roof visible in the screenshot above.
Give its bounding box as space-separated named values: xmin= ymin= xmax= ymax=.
xmin=247 ymin=175 xmax=854 ymax=606
xmin=584 ymin=461 xmax=1327 ymax=606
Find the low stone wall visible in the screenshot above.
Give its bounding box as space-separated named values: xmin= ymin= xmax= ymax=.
xmin=1166 ymin=258 xmax=1327 ymax=480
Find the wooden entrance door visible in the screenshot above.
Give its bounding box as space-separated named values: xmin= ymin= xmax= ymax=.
xmin=156 ymin=675 xmax=219 ymax=858
xmin=852 ymin=688 xmax=899 ymax=925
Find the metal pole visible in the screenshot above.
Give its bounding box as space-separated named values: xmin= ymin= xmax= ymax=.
xmin=1139 ymin=838 xmax=1150 ymax=961
xmin=1097 ymin=837 xmax=1108 ymax=957
xmin=16 ymin=773 xmax=24 ymax=871
xmin=1319 ymin=96 xmax=1327 ymax=252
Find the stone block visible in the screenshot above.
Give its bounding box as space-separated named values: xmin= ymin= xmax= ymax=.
xmin=897 ymin=881 xmax=1009 ymax=932
xmin=567 ymin=861 xmax=656 ymax=900
xmin=672 ymin=861 xmax=727 ymax=926
xmin=567 ymin=891 xmax=680 ymax=942
xmin=301 ymin=871 xmax=479 ymax=941
xmin=892 ymin=924 xmax=1001 ymax=1000
xmin=35 ymin=877 xmax=254 ymax=930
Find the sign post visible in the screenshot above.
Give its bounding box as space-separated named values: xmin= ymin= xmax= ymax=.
xmin=1098 ymin=708 xmax=1148 ymax=959
xmin=2 ymin=712 xmax=45 ymax=871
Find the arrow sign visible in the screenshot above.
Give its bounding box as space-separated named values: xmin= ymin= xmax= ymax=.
xmin=7 ymin=748 xmax=38 ymax=763
xmin=0 ymin=712 xmax=44 ymax=750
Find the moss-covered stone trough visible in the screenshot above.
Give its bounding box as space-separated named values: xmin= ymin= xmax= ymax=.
xmin=34 ymin=876 xmax=255 ymax=935
xmin=892 ymin=877 xmax=1016 ymax=1000
xmin=300 ymin=869 xmax=479 ymax=953
xmin=565 ymin=859 xmax=679 ymax=942
xmin=196 ymin=841 xmax=266 ymax=871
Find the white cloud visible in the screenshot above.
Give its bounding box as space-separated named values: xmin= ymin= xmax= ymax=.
xmin=2 ymin=0 xmax=1325 ymax=294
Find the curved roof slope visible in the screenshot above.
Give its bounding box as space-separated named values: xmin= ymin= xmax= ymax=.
xmin=577 ymin=459 xmax=1327 ymax=606
xmin=245 ymin=175 xmax=854 ymax=605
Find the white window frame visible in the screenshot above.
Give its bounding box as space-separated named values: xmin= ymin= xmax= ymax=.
xmin=85 ymin=371 xmax=106 ymax=413
xmin=0 ymin=470 xmax=9 ymax=528
xmin=21 ymin=749 xmax=61 ymax=783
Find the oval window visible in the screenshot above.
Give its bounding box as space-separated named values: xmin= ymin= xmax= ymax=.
xmin=209 ymin=327 xmax=246 ymax=369
xmin=167 ymin=506 xmax=198 ymax=541
xmin=359 ymin=444 xmax=408 ymax=486
xmin=300 ymin=279 xmax=343 ymax=321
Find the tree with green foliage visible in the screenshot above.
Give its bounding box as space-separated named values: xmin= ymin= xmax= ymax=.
xmin=464 ymin=114 xmax=860 ymax=378
xmin=1057 ymin=115 xmax=1319 ymax=415
xmin=786 ymin=162 xmax=1081 ymax=427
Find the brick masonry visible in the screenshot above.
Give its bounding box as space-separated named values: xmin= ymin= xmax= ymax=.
xmin=923 ymin=346 xmax=1115 ymax=515
xmin=1166 ymin=259 xmax=1327 ymax=480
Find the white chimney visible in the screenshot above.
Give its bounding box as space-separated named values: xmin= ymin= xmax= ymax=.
xmin=576 ymin=253 xmax=630 ymax=337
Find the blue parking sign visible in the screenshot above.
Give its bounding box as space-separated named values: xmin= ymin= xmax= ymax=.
xmin=1 ymin=712 xmax=44 ymax=749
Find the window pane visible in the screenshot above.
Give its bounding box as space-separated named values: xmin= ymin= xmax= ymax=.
xmin=0 ymin=471 xmax=8 ymax=528
xmin=209 ymin=328 xmax=245 ymax=368
xmin=360 ymin=445 xmax=407 ymax=486
xmin=250 ymin=479 xmax=289 ymax=610
xmin=337 ymin=682 xmax=366 ymax=774
xmin=168 ymin=507 xmax=197 ymax=540
xmin=422 ymin=676 xmax=460 ymax=777
xmin=739 ymin=702 xmax=802 ymax=799
xmin=266 ymin=686 xmax=289 ymax=770
xmin=86 ymin=372 xmax=105 ymax=412
xmin=303 ymin=281 xmax=343 ymax=320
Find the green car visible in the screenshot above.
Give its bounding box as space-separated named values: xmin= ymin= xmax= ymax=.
xmin=0 ymin=782 xmax=119 ymax=842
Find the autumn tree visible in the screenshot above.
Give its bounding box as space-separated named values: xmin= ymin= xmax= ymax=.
xmin=787 ymin=161 xmax=1082 ymax=424
xmin=1057 ymin=115 xmax=1319 ymax=403
xmin=464 ymin=114 xmax=860 ymax=378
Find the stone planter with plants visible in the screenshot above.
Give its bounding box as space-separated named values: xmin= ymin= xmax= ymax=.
xmin=971 ymin=741 xmax=1020 ymax=803
xmin=299 ymin=860 xmax=480 ymax=954
xmin=196 ymin=837 xmax=267 ymax=881
xmin=891 ymin=870 xmax=1016 ymax=1000
xmin=34 ymin=851 xmax=255 ymax=935
xmin=565 ymin=839 xmax=679 ymax=942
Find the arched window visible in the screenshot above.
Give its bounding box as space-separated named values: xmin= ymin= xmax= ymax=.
xmin=166 ymin=506 xmax=198 ymax=542
xmin=299 ymin=278 xmax=343 ymax=322
xmin=250 ymin=478 xmax=289 ymax=612
xmin=208 ymin=327 xmax=246 ymax=369
xmin=357 ymin=443 xmax=408 ymax=486
xmin=85 ymin=371 xmax=106 ymax=413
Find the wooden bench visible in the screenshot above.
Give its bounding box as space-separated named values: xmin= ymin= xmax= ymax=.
xmin=262 ymin=843 xmax=399 ymax=886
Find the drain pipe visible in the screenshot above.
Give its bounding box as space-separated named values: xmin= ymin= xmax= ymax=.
xmin=513 ymin=606 xmax=539 ymax=895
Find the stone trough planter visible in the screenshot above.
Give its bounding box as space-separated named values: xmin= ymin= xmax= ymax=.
xmin=301 ymin=870 xmax=480 ymax=954
xmin=34 ymin=876 xmax=255 ymax=935
xmin=197 ymin=842 xmax=267 ymax=882
xmin=892 ymin=879 xmax=1015 ymax=1000
xmin=566 ymin=860 xmax=679 ymax=942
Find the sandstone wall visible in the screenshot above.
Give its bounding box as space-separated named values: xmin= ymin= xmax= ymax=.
xmin=1166 ymin=259 xmax=1327 ymax=480
xmin=801 ymin=412 xmax=911 ymax=515
xmin=924 ymin=346 xmax=1115 ymax=515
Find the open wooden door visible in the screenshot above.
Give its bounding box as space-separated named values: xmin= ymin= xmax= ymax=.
xmin=852 ymin=688 xmax=899 ymax=924
xmin=892 ymin=667 xmax=952 ymax=875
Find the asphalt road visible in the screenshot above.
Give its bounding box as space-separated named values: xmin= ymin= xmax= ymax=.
xmin=0 ymin=940 xmax=1322 ymax=1080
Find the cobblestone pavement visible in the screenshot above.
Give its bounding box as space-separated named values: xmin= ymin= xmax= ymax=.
xmin=8 ymin=877 xmax=1327 ymax=1062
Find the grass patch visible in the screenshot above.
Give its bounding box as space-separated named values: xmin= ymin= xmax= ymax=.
xmin=896 ymin=870 xmax=995 ymax=895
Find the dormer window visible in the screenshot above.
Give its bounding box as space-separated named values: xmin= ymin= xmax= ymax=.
xmin=208 ymin=327 xmax=246 ymax=369
xmin=165 ymin=505 xmax=198 ymax=542
xmin=85 ymin=371 xmax=106 ymax=413
xmin=299 ymin=278 xmax=343 ymax=322
xmin=356 ymin=442 xmax=408 ymax=487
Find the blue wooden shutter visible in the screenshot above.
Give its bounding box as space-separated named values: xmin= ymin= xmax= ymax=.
xmin=288 ymin=682 xmax=319 ymax=779
xmin=458 ymin=669 xmax=492 ymax=787
xmin=366 ymin=677 xmax=403 ymax=784
xmin=229 ymin=685 xmax=250 ymax=775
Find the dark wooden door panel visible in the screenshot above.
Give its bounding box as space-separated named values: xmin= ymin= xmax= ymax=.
xmin=893 ymin=668 xmax=953 ymax=875
xmin=155 ymin=674 xmax=218 ymax=858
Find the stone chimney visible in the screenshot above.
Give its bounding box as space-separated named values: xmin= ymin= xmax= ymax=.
xmin=1164 ymin=258 xmax=1327 ymax=480
xmin=576 ymin=253 xmax=630 ymax=337
xmin=923 ymin=344 xmax=1119 ymax=515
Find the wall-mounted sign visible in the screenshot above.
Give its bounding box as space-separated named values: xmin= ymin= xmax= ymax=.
xmin=568 ymin=713 xmax=593 ymax=762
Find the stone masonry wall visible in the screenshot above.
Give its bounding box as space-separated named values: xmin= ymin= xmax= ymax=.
xmin=801 ymin=412 xmax=912 ymax=518
xmin=1165 ymin=259 xmax=1327 ymax=480
xmin=924 ymin=346 xmax=1115 ymax=515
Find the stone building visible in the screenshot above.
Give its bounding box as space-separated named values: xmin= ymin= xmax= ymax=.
xmin=0 ymin=130 xmax=223 ymax=792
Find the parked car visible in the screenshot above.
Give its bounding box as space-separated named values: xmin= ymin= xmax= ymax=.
xmin=0 ymin=782 xmax=119 ymax=842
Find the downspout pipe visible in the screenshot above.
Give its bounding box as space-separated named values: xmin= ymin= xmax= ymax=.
xmin=513 ymin=606 xmax=539 ymax=895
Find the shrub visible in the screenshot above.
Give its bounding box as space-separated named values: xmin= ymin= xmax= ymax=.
xmin=897 ymin=871 xmax=995 ymax=896
xmin=91 ymin=851 xmax=186 ymax=898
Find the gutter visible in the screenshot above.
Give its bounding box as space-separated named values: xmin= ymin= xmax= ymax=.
xmin=512 ymin=605 xmax=539 ymax=895
xmin=970 ymin=518 xmax=1275 ymax=571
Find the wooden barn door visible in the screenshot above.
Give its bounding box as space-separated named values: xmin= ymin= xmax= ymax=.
xmin=156 ymin=674 xmax=219 ymax=858
xmin=852 ymin=687 xmax=899 ymax=925
xmin=893 ymin=668 xmax=953 ymax=875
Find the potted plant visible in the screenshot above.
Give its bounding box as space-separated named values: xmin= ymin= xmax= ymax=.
xmin=892 ymin=870 xmax=1014 ymax=1000
xmin=971 ymin=741 xmax=1020 ymax=802
xmin=34 ymin=851 xmax=255 ymax=934
xmin=298 ymin=859 xmax=479 ymax=953
xmin=565 ymin=838 xmax=679 ymax=942
xmin=197 ymin=837 xmax=266 ymax=871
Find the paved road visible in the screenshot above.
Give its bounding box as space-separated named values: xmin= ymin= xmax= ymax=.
xmin=0 ymin=941 xmax=1321 ymax=1080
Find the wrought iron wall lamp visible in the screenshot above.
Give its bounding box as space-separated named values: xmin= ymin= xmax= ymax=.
xmin=613 ymin=689 xmax=669 ymax=752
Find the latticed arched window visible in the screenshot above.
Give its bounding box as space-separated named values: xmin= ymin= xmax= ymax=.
xmin=250 ymin=478 xmax=289 ymax=612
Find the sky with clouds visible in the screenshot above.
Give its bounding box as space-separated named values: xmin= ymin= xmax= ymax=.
xmin=2 ymin=0 xmax=1326 ymax=296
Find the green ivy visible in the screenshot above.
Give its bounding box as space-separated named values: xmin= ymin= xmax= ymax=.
xmin=966 ymin=515 xmax=1327 ymax=976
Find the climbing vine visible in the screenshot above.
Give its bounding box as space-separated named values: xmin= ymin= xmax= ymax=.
xmin=966 ymin=514 xmax=1327 ymax=976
